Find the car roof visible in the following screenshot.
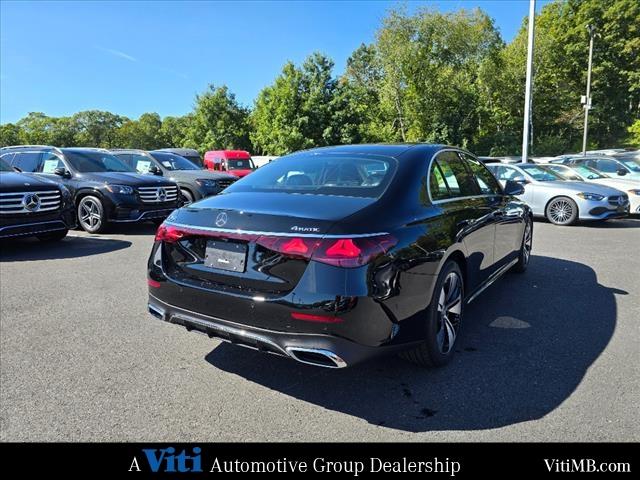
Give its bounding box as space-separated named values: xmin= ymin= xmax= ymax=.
xmin=296 ymin=143 xmax=450 ymax=159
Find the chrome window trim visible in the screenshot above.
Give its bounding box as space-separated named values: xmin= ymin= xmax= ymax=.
xmin=163 ymin=221 xmax=388 ymax=239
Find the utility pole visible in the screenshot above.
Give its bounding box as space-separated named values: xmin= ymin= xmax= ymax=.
xmin=522 ymin=0 xmax=535 ymax=163
xmin=582 ymin=24 xmax=596 ymax=156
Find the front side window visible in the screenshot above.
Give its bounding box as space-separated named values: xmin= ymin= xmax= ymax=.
xmin=130 ymin=154 xmax=154 ymax=174
xmin=519 ymin=165 xmax=561 ymax=182
xmin=461 ymin=153 xmax=501 ymax=195
xmin=40 ymin=153 xmax=65 ymax=173
xmin=547 ymin=165 xmax=582 ymax=181
xmin=433 ymin=151 xmax=480 ymax=197
xmin=149 ymin=152 xmax=199 ymax=171
xmin=62 ymin=150 xmax=134 ymax=173
xmin=572 ymin=165 xmax=605 ymax=180
xmin=224 ymin=153 xmax=395 ymax=198
xmin=11 ymin=152 xmax=42 ymax=172
xmin=595 ymin=159 xmax=621 ymax=173
xmin=493 ymin=166 xmax=525 ymax=182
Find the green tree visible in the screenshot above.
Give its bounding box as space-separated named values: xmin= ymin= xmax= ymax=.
xmin=72 ymin=110 xmax=126 ymax=147
xmin=116 ymin=112 xmax=164 ymax=149
xmin=160 ymin=115 xmax=193 ymax=147
xmin=184 ymin=85 xmax=251 ymax=153
xmin=0 ymin=123 xmax=23 ymax=147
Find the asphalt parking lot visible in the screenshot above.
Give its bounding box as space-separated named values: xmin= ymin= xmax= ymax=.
xmin=1 ymin=218 xmax=638 ymax=442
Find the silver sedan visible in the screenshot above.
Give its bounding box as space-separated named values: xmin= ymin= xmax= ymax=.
xmin=486 ymin=163 xmax=630 ymax=225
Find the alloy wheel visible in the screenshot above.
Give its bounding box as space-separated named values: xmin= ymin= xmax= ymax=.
xmin=548 ymin=199 xmax=574 ymax=225
xmin=79 ymin=198 xmax=102 ymax=231
xmin=436 ymin=272 xmax=463 ymax=354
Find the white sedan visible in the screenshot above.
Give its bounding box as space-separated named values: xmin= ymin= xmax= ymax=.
xmin=544 ymin=163 xmax=640 ymax=214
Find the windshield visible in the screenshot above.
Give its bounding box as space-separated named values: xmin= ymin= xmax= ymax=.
xmin=547 ymin=165 xmax=582 ymax=181
xmin=224 ymin=153 xmax=396 ymax=198
xmin=621 ymin=160 xmax=640 ymax=172
xmin=0 ymin=158 xmax=13 ymax=172
xmin=572 ymin=165 xmax=606 ymax=179
xmin=228 ymin=158 xmax=255 ymax=170
xmin=150 ymin=152 xmax=200 ymax=171
xmin=519 ymin=164 xmax=563 ymax=182
xmin=62 ymin=150 xmax=134 ymax=173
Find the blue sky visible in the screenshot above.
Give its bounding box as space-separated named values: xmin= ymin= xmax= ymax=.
xmin=0 ymin=0 xmax=552 ymax=123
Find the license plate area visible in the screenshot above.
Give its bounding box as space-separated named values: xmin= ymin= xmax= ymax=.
xmin=204 ymin=240 xmax=247 ymax=272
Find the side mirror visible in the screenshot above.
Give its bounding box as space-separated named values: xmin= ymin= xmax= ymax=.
xmin=149 ymin=165 xmax=162 ymax=176
xmin=504 ymin=179 xmax=525 ymax=196
xmin=54 ymin=167 xmax=71 ymax=178
xmin=514 ymin=177 xmax=528 ymax=185
xmin=617 ymin=169 xmax=627 ymax=176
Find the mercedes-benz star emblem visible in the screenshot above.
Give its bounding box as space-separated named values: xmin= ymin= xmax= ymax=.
xmin=215 ymin=212 xmax=228 ymax=227
xmin=156 ymin=187 xmax=167 ymax=202
xmin=22 ymin=193 xmax=41 ymax=212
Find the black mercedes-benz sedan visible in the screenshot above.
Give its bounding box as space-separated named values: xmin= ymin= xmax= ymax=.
xmin=147 ymin=144 xmax=532 ymax=368
xmin=0 ymin=158 xmax=76 ymax=241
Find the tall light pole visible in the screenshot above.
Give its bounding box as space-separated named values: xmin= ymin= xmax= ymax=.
xmin=522 ymin=0 xmax=536 ymax=163
xmin=582 ymin=24 xmax=596 ymax=156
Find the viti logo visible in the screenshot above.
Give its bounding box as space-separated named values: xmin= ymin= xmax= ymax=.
xmin=129 ymin=447 xmax=203 ymax=473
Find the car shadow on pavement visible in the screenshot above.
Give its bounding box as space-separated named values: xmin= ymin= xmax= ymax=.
xmin=0 ymin=235 xmax=131 ymax=262
xmin=580 ymin=217 xmax=640 ymax=228
xmin=205 ymin=255 xmax=621 ymax=432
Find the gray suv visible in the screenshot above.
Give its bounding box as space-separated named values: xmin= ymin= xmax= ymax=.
xmin=112 ymin=149 xmax=237 ymax=205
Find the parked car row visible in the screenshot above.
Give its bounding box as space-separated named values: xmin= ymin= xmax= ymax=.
xmin=0 ymin=145 xmax=259 ymax=240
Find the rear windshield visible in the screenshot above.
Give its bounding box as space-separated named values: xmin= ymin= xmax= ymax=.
xmin=224 ymin=153 xmax=396 ymax=198
xmin=62 ymin=150 xmax=134 ymax=173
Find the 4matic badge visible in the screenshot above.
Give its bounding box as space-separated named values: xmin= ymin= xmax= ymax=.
xmin=290 ymin=226 xmax=320 ymax=233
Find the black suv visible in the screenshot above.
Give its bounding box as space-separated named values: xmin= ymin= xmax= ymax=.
xmin=0 ymin=146 xmax=180 ymax=233
xmin=0 ymin=157 xmax=76 ymax=241
xmin=112 ymin=149 xmax=237 ymax=205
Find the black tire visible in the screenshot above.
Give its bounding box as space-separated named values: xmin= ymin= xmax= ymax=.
xmin=37 ymin=229 xmax=68 ymax=242
xmin=180 ymin=188 xmax=194 ymax=206
xmin=511 ymin=216 xmax=532 ymax=273
xmin=400 ymin=260 xmax=464 ymax=368
xmin=77 ymin=195 xmax=107 ymax=233
xmin=545 ymin=196 xmax=578 ymax=225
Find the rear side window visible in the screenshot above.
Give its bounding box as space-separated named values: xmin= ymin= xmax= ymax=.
xmin=461 ymin=153 xmax=502 ymax=195
xmin=429 ymin=161 xmax=450 ymax=200
xmin=224 ymin=153 xmax=395 ymax=198
xmin=433 ymin=151 xmax=480 ymax=198
xmin=11 ymin=152 xmax=42 ymax=172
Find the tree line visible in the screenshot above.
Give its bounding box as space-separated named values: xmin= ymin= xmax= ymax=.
xmin=1 ymin=0 xmax=638 ymax=156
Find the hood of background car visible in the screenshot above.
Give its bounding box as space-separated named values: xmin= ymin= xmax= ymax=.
xmin=228 ymin=169 xmax=253 ymax=178
xmin=0 ymin=171 xmax=61 ymax=191
xmin=590 ymin=178 xmax=639 ymax=190
xmin=76 ymin=172 xmax=176 ymax=187
xmin=543 ymin=180 xmax=626 ymax=196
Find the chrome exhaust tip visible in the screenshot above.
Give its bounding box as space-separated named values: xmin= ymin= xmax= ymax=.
xmin=148 ymin=303 xmax=166 ymax=320
xmin=286 ymin=347 xmax=347 ymax=369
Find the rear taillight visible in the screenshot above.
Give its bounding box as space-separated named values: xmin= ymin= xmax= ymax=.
xmin=154 ymin=224 xmax=185 ymax=243
xmin=311 ymin=235 xmax=396 ymax=268
xmin=257 ymin=234 xmax=395 ymax=268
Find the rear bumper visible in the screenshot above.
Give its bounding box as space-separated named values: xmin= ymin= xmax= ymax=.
xmin=147 ymin=294 xmax=404 ymax=368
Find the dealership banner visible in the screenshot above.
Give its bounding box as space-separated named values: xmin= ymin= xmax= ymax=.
xmin=0 ymin=443 xmax=635 ymax=476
